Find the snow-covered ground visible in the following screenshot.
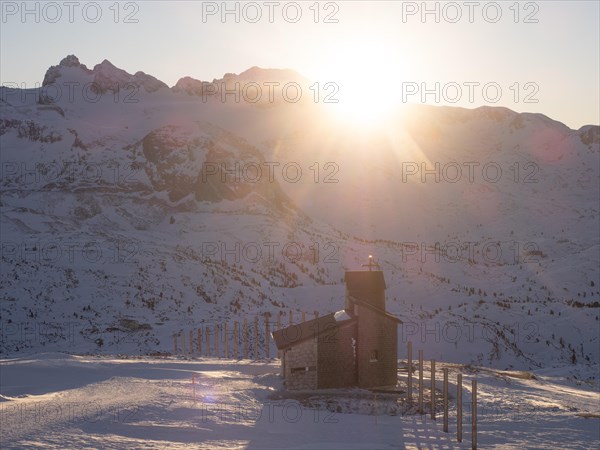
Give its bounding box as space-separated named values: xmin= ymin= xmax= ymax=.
xmin=1 ymin=354 xmax=598 ymax=449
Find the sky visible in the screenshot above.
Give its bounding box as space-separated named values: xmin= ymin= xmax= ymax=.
xmin=1 ymin=0 xmax=599 ymax=129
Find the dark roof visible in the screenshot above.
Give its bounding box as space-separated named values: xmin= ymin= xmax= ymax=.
xmin=344 ymin=270 xmax=386 ymax=292
xmin=272 ymin=313 xmax=355 ymax=350
xmin=347 ymin=296 xmax=403 ymax=324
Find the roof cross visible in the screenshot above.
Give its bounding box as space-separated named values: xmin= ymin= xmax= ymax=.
xmin=362 ymin=255 xmax=380 ymax=271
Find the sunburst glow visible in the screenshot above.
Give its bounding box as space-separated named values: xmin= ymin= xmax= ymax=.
xmin=318 ymin=42 xmax=405 ymax=126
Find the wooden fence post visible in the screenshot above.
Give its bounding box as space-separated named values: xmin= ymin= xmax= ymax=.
xmin=181 ymin=331 xmax=185 ymax=354
xmin=192 ymin=373 xmax=196 ymax=401
xmin=254 ymin=316 xmax=258 ymax=359
xmin=277 ymin=312 xmax=281 ymax=331
xmin=234 ymin=321 xmax=238 ymax=359
xmin=431 ymin=359 xmax=436 ymax=420
xmin=472 ymin=379 xmax=477 ymax=450
xmin=197 ymin=328 xmax=202 ymax=356
xmin=224 ymin=322 xmax=229 ymax=358
xmin=206 ymin=326 xmax=210 ymax=357
xmin=289 ymin=310 xmax=292 ymax=326
xmin=243 ymin=318 xmax=248 ymax=359
xmin=173 ymin=334 xmax=177 ymax=354
xmin=189 ymin=330 xmax=193 ymax=354
xmin=407 ymin=341 xmax=412 ymax=406
xmin=215 ymin=324 xmax=219 ymax=358
xmin=265 ymin=316 xmax=270 ymax=358
xmin=418 ymin=350 xmax=424 ymax=414
xmin=457 ymin=374 xmax=463 ymax=442
xmin=443 ymin=368 xmax=448 ymax=432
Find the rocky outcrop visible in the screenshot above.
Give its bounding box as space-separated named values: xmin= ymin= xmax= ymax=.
xmin=42 ymin=55 xmax=168 ymax=95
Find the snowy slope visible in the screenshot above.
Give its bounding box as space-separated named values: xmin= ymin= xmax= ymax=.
xmin=1 ymin=56 xmax=599 ymax=376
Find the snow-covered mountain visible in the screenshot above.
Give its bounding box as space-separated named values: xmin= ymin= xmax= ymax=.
xmin=1 ymin=56 xmax=598 ymax=375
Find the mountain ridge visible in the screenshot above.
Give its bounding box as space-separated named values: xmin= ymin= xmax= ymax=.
xmin=0 ymin=55 xmax=598 ymax=373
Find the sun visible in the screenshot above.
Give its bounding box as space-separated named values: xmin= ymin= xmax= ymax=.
xmin=317 ymin=42 xmax=406 ymax=127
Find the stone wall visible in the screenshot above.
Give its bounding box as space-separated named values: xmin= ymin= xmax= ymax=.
xmin=283 ymin=337 xmax=318 ymax=390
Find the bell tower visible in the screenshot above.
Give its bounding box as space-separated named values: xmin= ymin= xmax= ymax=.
xmin=344 ymin=256 xmax=386 ymax=313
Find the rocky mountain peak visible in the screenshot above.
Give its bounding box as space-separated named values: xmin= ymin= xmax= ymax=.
xmin=59 ymin=54 xmax=86 ymax=68
xmin=42 ymin=56 xmax=168 ymax=93
xmin=42 ymin=54 xmax=92 ymax=86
